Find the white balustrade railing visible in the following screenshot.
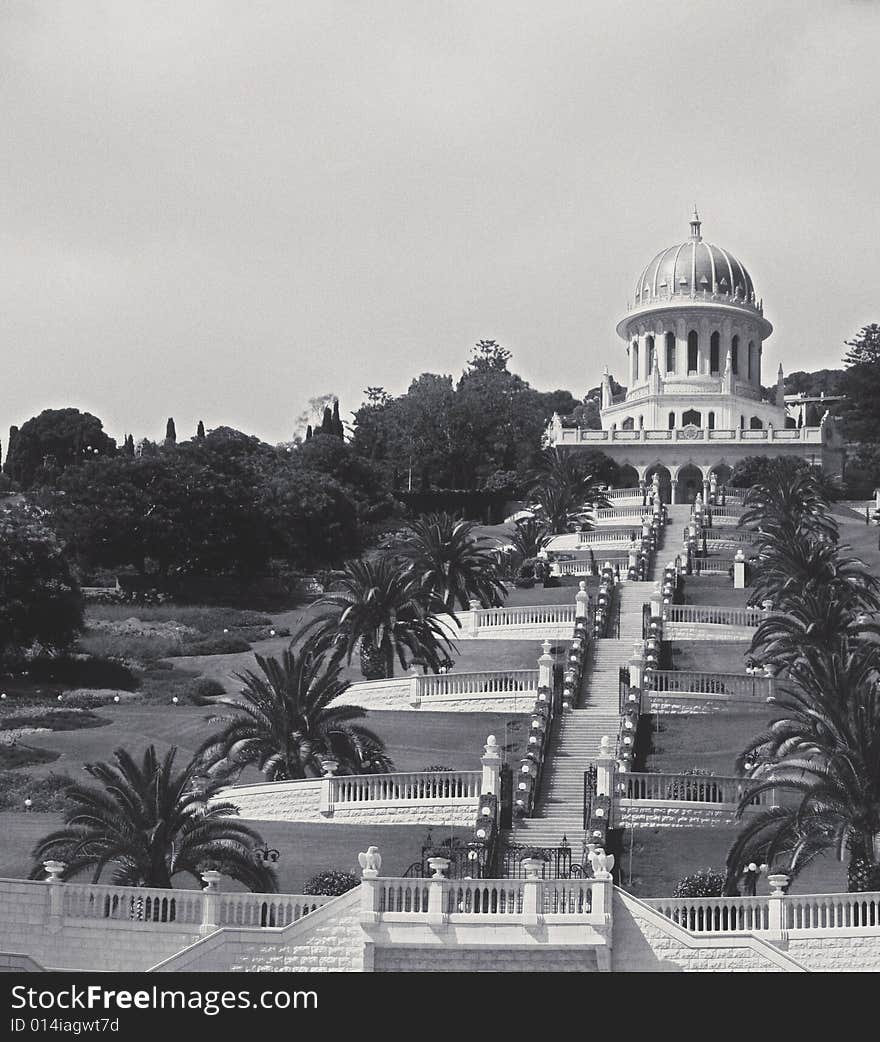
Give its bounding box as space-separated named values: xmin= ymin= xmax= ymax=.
xmin=621 ymin=772 xmax=770 ymax=806
xmin=556 ymin=557 xmax=628 ymax=576
xmin=690 ymin=558 xmax=736 ymax=575
xmin=646 ymin=670 xmax=772 ymax=700
xmin=330 ymin=770 xmax=481 ymax=805
xmin=375 ymin=878 xmax=598 ymax=919
xmin=62 ymin=884 xmax=203 ymax=924
xmin=551 ymin=426 xmax=825 ymax=447
xmin=595 ymin=507 xmax=651 ymax=521
xmin=705 ymin=531 xmax=753 ymax=544
xmin=417 ymin=670 xmax=538 ymax=699
xmin=665 ymin=604 xmax=762 ymax=627
xmin=218 ymin=894 xmax=330 ymax=928
xmin=475 ymin=604 xmax=575 ymax=627
xmin=786 ymin=893 xmax=880 ymax=931
xmin=698 ymin=505 xmax=741 ymax=518
xmin=603 ymin=487 xmax=643 ymax=501
xmin=645 ymin=896 xmax=771 ymax=934
xmin=577 ymin=529 xmax=641 ymax=545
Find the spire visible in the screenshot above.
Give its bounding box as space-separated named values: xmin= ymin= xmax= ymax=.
xmin=689 ymin=206 xmax=702 ymax=242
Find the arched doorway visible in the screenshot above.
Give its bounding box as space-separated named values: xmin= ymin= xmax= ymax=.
xmin=682 ymin=408 xmax=702 ymax=427
xmin=749 ymin=416 xmax=763 ymax=430
xmin=676 ymin=464 xmax=704 ymax=505
xmin=645 ymin=464 xmax=672 ymax=504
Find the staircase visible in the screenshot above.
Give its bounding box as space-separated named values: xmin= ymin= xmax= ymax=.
xmin=508 ymin=506 xmax=691 ymax=853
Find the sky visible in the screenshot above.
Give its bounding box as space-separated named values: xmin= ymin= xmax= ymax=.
xmin=0 ymin=0 xmax=878 ymax=446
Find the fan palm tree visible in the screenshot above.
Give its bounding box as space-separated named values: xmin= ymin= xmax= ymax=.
xmin=313 ymin=556 xmax=457 ymax=678
xmin=726 ymin=647 xmax=880 ymax=892
xmin=198 ymin=642 xmax=394 ymax=781
xmin=396 ymin=512 xmax=507 ymax=611
xmin=30 ymin=745 xmax=276 ymax=891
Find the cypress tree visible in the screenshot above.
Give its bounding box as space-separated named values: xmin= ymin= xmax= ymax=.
xmin=165 ymin=417 xmax=177 ymax=444
xmin=3 ymin=425 xmax=19 ymax=477
xmin=196 ymin=420 xmax=205 ymax=439
xmin=305 ymin=424 xmax=313 ymax=441
xmin=331 ymin=399 xmax=344 ymax=438
xmin=123 ymin=434 xmax=135 ymax=457
xmin=320 ymin=406 xmax=334 ymax=435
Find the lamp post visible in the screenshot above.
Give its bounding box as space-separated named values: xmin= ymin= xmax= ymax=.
xmin=253 ymin=844 xmax=280 ymax=864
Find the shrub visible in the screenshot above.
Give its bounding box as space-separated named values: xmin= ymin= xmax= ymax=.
xmin=302 ymin=870 xmax=360 ymax=896
xmin=422 ymin=764 xmax=454 ymax=773
xmin=0 ymin=770 xmax=74 ymax=811
xmin=0 ymin=709 xmax=109 ymax=733
xmin=673 ymin=869 xmax=725 ymax=898
xmin=176 ymin=635 xmax=251 ymax=656
xmin=78 ymin=631 xmax=179 ymax=664
xmin=189 ymin=677 xmax=226 ymax=702
xmin=16 ymin=654 xmax=138 ymax=690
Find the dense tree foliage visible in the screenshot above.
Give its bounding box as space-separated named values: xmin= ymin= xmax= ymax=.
xmin=5 ymin=408 xmax=116 ymax=488
xmin=840 ymin=324 xmax=880 ymax=444
xmin=350 ymin=342 xmax=578 ymax=491
xmin=0 ymin=503 xmax=83 ymax=659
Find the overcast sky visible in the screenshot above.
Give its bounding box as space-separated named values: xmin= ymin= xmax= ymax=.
xmin=1 ymin=0 xmax=878 ymax=446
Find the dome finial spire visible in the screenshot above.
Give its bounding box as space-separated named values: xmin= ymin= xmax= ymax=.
xmin=690 ymin=205 xmax=702 ymax=241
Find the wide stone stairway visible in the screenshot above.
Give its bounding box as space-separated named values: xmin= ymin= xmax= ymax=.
xmin=509 ymin=503 xmax=690 ymax=853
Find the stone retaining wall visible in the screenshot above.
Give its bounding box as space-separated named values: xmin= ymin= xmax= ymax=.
xmin=373 ymin=947 xmax=598 ymax=972
xmin=663 ymin=623 xmax=756 ymax=642
xmin=616 ymin=801 xmax=741 ymax=828
xmin=646 ymin=693 xmax=767 ymax=715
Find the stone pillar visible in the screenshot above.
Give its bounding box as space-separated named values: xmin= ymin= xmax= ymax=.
xmin=766 ymin=873 xmax=790 ymax=941
xmin=319 ymin=758 xmax=338 ymax=817
xmin=481 ymin=735 xmax=501 ymax=799
xmin=628 ymin=643 xmax=645 ymax=690
xmin=427 ymin=876 xmax=447 ymax=926
xmin=762 ymin=598 xmax=774 ymax=619
xmin=521 ymin=873 xmax=540 ymax=927
xmin=407 ymin=664 xmax=421 ymax=708
xmin=596 ymin=735 xmax=617 ymax=798
xmin=538 ymin=639 xmax=553 ymax=689
xmin=733 ymin=549 xmax=746 ymax=589
xmin=200 ymin=871 xmax=222 ymax=935
xmin=43 ymin=860 xmax=66 ymax=932
xmin=575 ymin=580 xmax=589 ymax=619
xmin=468 ymin=598 xmax=481 ymax=637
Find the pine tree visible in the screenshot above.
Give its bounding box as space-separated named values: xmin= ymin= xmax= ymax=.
xmin=165 ymin=418 xmax=177 ymax=445
xmin=320 ymin=406 xmax=334 ymax=435
xmin=331 ymin=399 xmax=344 ymax=438
xmin=196 ymin=420 xmax=205 ymax=439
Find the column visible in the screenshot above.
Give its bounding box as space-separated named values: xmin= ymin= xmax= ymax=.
xmin=480 ymin=735 xmax=502 ymax=799
xmin=200 ymin=871 xmax=222 ymax=935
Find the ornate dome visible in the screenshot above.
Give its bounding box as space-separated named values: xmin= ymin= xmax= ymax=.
xmin=633 ymin=210 xmax=756 ymax=308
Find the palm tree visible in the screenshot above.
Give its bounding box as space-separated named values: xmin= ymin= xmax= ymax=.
xmin=528 ymin=448 xmax=609 ymax=534
xmin=508 ymin=516 xmax=551 ymax=562
xmin=726 ymin=646 xmax=880 ymax=891
xmin=30 ymin=745 xmax=276 ymax=891
xmin=397 ymin=513 xmax=506 ymax=611
xmin=739 ymin=462 xmax=837 ymax=543
xmin=198 ymin=642 xmax=393 ymax=781
xmin=314 ymin=556 xmax=457 ymax=678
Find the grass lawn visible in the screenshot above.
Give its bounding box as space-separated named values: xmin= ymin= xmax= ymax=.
xmin=365 ymin=711 xmax=528 ymax=772
xmin=0 ymin=744 xmax=60 ymax=770
xmin=682 ymin=582 xmax=750 ymax=607
xmin=668 ymin=641 xmax=751 ymax=674
xmin=644 ymin=710 xmax=769 ymax=776
xmin=623 ymin=826 xmax=847 ymax=897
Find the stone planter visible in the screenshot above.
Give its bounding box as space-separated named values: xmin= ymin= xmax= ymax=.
xmin=426 ymin=857 xmax=451 ymax=879
xmin=520 ymin=857 xmax=546 ymax=881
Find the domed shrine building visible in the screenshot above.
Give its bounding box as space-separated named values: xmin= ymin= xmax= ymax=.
xmin=546 ymin=211 xmax=845 ymax=503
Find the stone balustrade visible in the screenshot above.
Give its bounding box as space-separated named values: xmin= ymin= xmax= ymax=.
xmin=689 ymin=557 xmax=737 ymax=575
xmin=218 ymin=893 xmax=330 ymax=928
xmin=555 ymin=556 xmax=629 ymax=576
xmin=475 ymin=604 xmax=575 ymax=628
xmin=595 ymin=507 xmax=651 ymax=521
xmin=620 ymin=771 xmax=771 ymax=807
xmin=62 ymin=882 xmax=204 ymax=925
xmin=664 ymin=604 xmax=761 ymax=627
xmin=645 ymin=896 xmax=771 ymax=934
xmin=330 ymin=770 xmax=481 ymax=805
xmin=550 ymin=425 xmax=824 ymax=446
xmin=646 ymin=669 xmax=772 ymax=700
xmin=577 ymin=528 xmax=641 ymax=545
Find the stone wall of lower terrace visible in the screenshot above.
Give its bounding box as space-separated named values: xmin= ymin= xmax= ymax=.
xmin=213 ymin=770 xmax=482 ymax=826
xmin=644 ymin=669 xmax=772 ymax=715
xmin=660 ymin=603 xmax=761 ymax=642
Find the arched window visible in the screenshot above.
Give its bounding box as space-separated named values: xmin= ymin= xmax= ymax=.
xmin=750 ymin=416 xmax=763 ymax=430
xmin=747 ymin=340 xmax=754 ymax=380
xmin=622 ymin=417 xmax=635 ymax=431
xmin=632 ymin=341 xmax=639 ymax=383
xmin=682 ymin=408 xmax=702 ymax=427
xmin=665 ymin=332 xmax=675 ymax=374
xmin=646 ymin=335 xmax=655 ymax=374
xmin=708 ymin=411 xmax=715 ymax=430
xmin=710 ymin=332 xmax=720 ymax=374
xmin=731 ymin=335 xmax=739 ymax=374
xmin=687 ymin=330 xmax=698 ymax=373
xmin=668 ymin=411 xmax=676 ymax=430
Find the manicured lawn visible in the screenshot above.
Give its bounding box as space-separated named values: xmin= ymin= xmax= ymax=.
xmin=644 ymin=710 xmax=769 ymax=776
xmin=0 ymin=745 xmax=60 ymax=770
xmin=623 ymin=826 xmax=847 ymax=897
xmin=667 ymin=641 xmax=751 ymax=674
xmin=365 ymin=711 xmax=528 ymax=772
xmin=682 ymin=581 xmax=750 ymax=607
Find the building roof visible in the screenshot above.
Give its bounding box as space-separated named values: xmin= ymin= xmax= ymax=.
xmin=632 ymin=210 xmax=755 ymax=308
